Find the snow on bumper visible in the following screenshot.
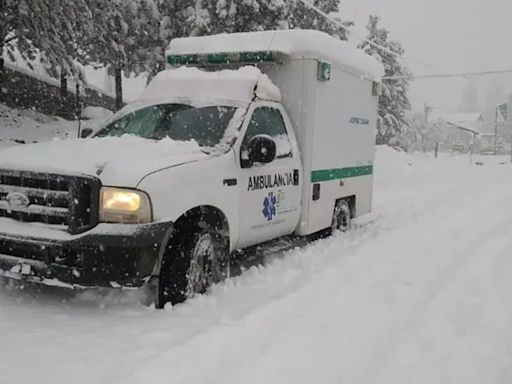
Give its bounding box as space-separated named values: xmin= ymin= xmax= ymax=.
xmin=0 ymin=220 xmax=172 ymax=288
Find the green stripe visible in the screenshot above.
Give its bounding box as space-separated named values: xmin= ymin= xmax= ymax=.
xmin=167 ymin=51 xmax=276 ymax=66
xmin=311 ymin=165 xmax=373 ymax=183
xmin=207 ymin=53 xmax=230 ymax=63
xmin=167 ymin=54 xmax=199 ymax=65
xmin=239 ymin=51 xmax=275 ymax=63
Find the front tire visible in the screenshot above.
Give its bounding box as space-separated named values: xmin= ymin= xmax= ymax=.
xmin=155 ymin=228 xmax=229 ymax=309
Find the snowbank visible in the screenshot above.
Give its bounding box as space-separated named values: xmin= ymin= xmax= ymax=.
xmin=139 ymin=66 xmax=281 ymax=104
xmin=0 ymin=103 xmax=78 ymax=148
xmin=1 ymin=144 xmax=512 ymax=383
xmin=1 ymin=134 xmax=512 ymax=383
xmin=169 ymin=30 xmax=385 ymax=81
xmin=374 ymin=145 xmax=417 ymax=180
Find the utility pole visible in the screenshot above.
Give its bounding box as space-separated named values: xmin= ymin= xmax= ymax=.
xmin=423 ymin=103 xmax=431 ymax=124
xmin=494 ymin=105 xmax=499 ymax=155
xmin=423 ymin=103 xmax=432 ymax=153
xmin=76 ymin=82 xmax=82 ymax=139
xmin=495 ymin=103 xmax=508 ymax=157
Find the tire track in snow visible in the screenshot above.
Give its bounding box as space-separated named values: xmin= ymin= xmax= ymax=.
xmin=200 ymin=164 xmax=512 ymax=382
xmin=216 ymin=171 xmax=512 ymax=384
xmin=128 ymin=168 xmax=509 ymax=383
xmin=1 ymin=154 xmax=511 ymax=384
xmin=357 ymin=191 xmax=512 ymax=384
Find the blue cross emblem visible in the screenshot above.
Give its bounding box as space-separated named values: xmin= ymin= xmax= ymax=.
xmin=262 ymin=193 xmax=277 ymax=221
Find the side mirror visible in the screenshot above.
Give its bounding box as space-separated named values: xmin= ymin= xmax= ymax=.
xmin=80 ymin=128 xmax=93 ymax=139
xmin=248 ymin=135 xmax=277 ymax=164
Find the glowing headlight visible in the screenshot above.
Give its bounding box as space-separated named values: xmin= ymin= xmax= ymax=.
xmin=100 ymin=187 xmax=152 ymax=224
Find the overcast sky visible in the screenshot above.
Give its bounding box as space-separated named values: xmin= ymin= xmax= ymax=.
xmin=341 ymin=0 xmax=512 ymax=113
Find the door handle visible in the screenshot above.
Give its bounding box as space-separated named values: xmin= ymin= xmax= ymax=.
xmin=293 ymin=169 xmax=300 ymax=186
xmin=223 ymin=178 xmax=237 ymax=187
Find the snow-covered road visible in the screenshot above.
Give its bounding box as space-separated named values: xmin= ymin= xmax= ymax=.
xmin=1 ymin=148 xmax=512 ymax=384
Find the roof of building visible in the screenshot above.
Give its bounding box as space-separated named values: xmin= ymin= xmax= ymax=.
xmin=440 ymin=113 xmax=484 ymax=123
xmin=167 ymin=30 xmax=384 ymax=81
xmin=432 ymin=112 xmax=485 ymax=134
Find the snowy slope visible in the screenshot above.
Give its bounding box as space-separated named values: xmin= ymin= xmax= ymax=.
xmin=3 ymin=48 xmax=147 ymax=102
xmin=0 ymin=103 xmax=78 ymax=149
xmin=0 ymin=142 xmax=511 ymax=383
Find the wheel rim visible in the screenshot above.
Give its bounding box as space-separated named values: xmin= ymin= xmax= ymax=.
xmin=333 ymin=203 xmax=351 ymax=232
xmin=185 ymin=233 xmax=226 ymax=298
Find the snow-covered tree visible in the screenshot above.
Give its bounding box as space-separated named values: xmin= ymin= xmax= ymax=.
xmin=84 ymin=0 xmax=163 ymax=109
xmin=124 ymin=0 xmax=165 ymax=77
xmin=158 ymin=0 xmax=203 ymax=39
xmin=206 ymin=0 xmax=289 ymax=34
xmin=359 ymin=16 xmax=411 ymax=145
xmin=288 ymin=0 xmax=352 ymax=40
xmin=1 ymin=0 xmax=92 ymax=80
xmin=0 ymin=0 xmax=18 ymax=73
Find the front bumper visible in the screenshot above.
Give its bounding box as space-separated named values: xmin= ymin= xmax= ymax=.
xmin=0 ymin=221 xmax=172 ymax=288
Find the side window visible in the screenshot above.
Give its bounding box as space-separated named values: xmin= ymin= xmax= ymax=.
xmin=241 ymin=107 xmax=292 ymax=159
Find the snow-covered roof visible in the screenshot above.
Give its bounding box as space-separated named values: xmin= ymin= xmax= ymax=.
xmin=445 ymin=121 xmax=480 ymax=135
xmin=440 ymin=113 xmax=484 ymax=123
xmin=138 ymin=66 xmax=281 ymax=105
xmin=434 ymin=112 xmax=485 ymax=135
xmin=167 ymin=30 xmax=384 ymax=82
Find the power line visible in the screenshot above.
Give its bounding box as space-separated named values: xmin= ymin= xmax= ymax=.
xmin=295 ymin=0 xmax=431 ymax=68
xmin=383 ymin=69 xmax=512 ymax=81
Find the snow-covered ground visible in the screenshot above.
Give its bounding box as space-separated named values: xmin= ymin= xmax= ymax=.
xmin=0 ymin=48 xmax=148 ymax=102
xmin=3 ymin=48 xmax=147 ymax=102
xmin=0 ymin=103 xmax=110 ymax=149
xmin=0 ymin=103 xmax=79 ymax=149
xmin=1 ymin=109 xmax=512 ymax=383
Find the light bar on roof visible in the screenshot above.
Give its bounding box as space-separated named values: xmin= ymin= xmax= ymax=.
xmin=167 ymin=51 xmax=278 ymax=66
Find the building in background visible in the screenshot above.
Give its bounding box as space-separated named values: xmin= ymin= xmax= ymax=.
xmin=434 ymin=113 xmax=484 ymax=153
xmin=508 ymin=94 xmax=512 ymax=131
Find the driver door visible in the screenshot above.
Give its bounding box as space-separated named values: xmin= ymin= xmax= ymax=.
xmin=236 ymin=102 xmax=303 ymax=249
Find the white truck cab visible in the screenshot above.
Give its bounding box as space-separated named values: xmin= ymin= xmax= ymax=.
xmin=0 ymin=30 xmax=383 ymax=307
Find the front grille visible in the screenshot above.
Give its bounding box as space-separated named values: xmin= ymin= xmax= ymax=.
xmin=0 ymin=170 xmax=101 ymax=234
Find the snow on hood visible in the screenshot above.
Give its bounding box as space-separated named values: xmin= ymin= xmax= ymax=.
xmin=0 ymin=136 xmax=209 ymax=187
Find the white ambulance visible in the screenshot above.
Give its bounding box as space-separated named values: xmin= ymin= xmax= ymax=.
xmin=0 ymin=30 xmax=383 ymax=307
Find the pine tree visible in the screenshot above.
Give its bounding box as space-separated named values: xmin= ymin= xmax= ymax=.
xmin=288 ymin=0 xmax=352 ymax=41
xmin=198 ymin=0 xmax=290 ymax=35
xmin=83 ymin=0 xmax=163 ymax=109
xmin=1 ymin=0 xmax=91 ymax=80
xmin=0 ymin=0 xmax=19 ymax=73
xmin=158 ymin=0 xmax=200 ymax=39
xmin=128 ymin=0 xmax=165 ymax=76
xmin=83 ymin=0 xmax=129 ymax=108
xmin=359 ymin=16 xmax=411 ymax=145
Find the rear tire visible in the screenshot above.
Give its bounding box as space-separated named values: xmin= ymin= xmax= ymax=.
xmin=332 ymin=200 xmax=352 ymax=233
xmin=155 ymin=228 xmax=229 ymax=309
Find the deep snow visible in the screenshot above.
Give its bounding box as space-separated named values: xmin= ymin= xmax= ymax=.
xmin=2 ymin=104 xmax=512 ymax=383
xmin=0 ymin=141 xmax=511 ymax=383
xmin=0 ymin=103 xmax=78 ymax=149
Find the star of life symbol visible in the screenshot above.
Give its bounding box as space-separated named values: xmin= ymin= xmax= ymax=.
xmin=262 ymin=192 xmax=277 ymax=221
